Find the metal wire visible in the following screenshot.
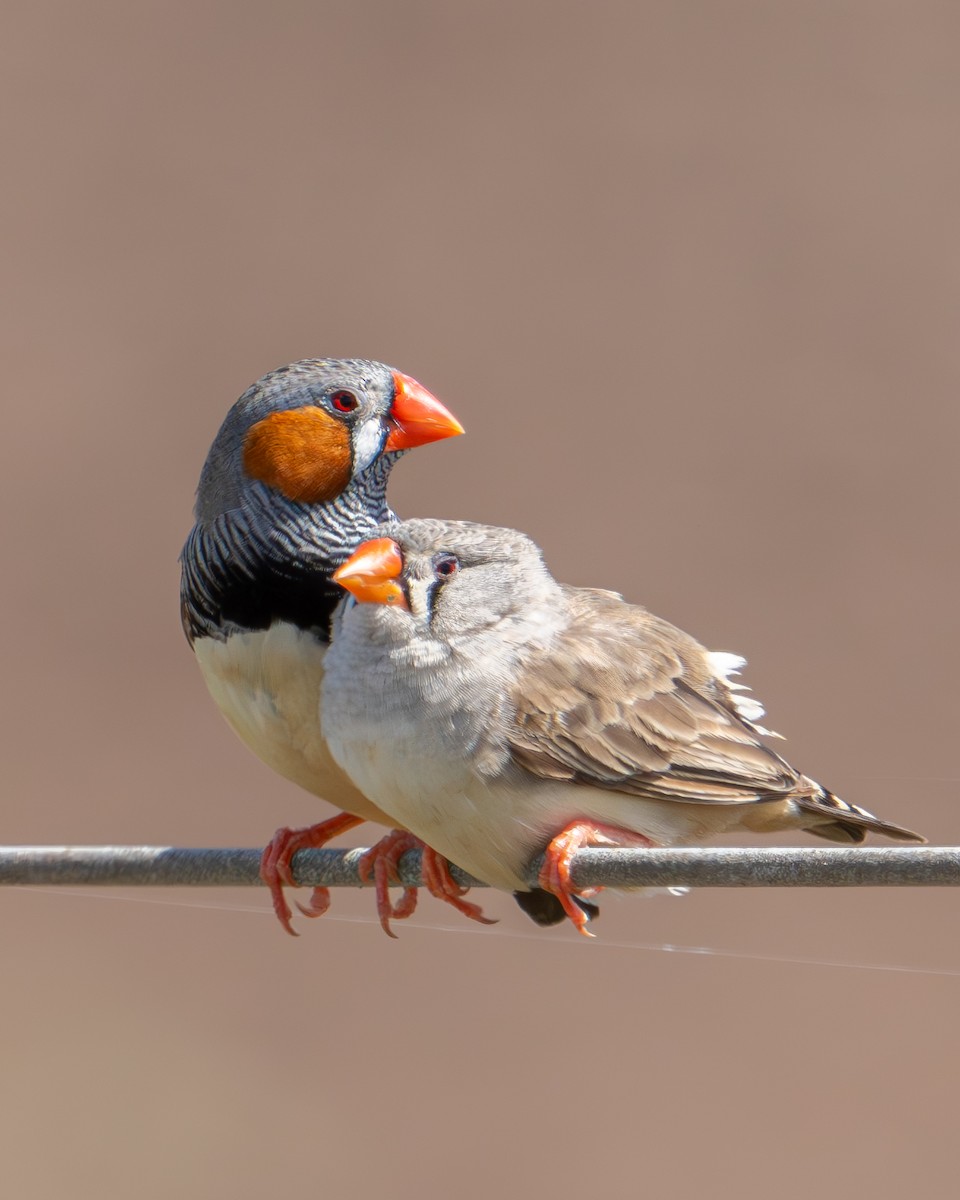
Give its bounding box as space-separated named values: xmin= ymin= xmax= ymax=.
xmin=2 ymin=845 xmax=960 ymax=889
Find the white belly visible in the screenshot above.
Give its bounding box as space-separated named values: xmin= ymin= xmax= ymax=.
xmin=329 ymin=717 xmax=777 ymax=892
xmin=193 ymin=623 xmax=397 ymax=826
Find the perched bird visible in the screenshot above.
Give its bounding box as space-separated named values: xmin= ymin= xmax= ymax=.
xmin=325 ymin=519 xmax=924 ymax=936
xmin=180 ymin=359 xmax=470 ymax=934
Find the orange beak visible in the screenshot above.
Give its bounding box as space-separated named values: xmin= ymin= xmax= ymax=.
xmin=333 ymin=538 xmax=409 ymax=609
xmin=385 ymin=371 xmax=465 ymax=451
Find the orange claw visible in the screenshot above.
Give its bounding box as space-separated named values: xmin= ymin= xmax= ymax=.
xmin=357 ymin=830 xmax=422 ymax=938
xmin=421 ymin=847 xmax=497 ymax=927
xmin=260 ymin=812 xmax=364 ymax=936
xmin=358 ymin=831 xmax=496 ymax=937
xmin=539 ymin=820 xmax=654 ymax=936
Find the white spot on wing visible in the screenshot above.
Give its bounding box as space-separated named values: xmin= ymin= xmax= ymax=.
xmin=708 ymin=648 xmax=780 ymax=733
xmin=733 ymin=695 xmax=766 ymax=722
xmin=708 ymin=651 xmax=747 ymax=681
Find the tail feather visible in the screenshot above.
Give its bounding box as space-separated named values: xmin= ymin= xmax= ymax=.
xmin=797 ymin=783 xmax=925 ymax=845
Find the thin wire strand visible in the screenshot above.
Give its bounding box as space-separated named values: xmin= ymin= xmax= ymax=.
xmin=13 ymin=884 xmax=960 ymax=980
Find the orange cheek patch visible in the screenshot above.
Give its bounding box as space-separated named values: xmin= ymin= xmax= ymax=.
xmin=243 ymin=408 xmax=353 ymax=504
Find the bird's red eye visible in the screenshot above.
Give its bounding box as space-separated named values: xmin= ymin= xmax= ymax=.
xmin=434 ymin=554 xmax=459 ymax=579
xmin=330 ymin=390 xmax=359 ymax=413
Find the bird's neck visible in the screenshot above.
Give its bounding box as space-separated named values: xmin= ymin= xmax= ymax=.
xmin=181 ymin=456 xmax=397 ymax=643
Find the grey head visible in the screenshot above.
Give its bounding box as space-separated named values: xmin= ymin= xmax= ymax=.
xmin=181 ymin=359 xmax=463 ymax=642
xmin=194 ymin=359 xmax=414 ymax=526
xmin=346 ymin=517 xmax=563 ymax=644
xmin=332 ymin=517 xmax=591 ymax=929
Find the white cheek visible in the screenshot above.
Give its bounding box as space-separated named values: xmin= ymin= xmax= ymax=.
xmin=352 ymin=417 xmax=385 ymax=474
xmin=407 ymin=578 xmax=435 ymax=621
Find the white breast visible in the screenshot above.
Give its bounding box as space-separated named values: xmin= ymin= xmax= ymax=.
xmin=193 ymin=622 xmax=397 ymax=825
xmin=325 ymin=759 xmax=766 ymax=894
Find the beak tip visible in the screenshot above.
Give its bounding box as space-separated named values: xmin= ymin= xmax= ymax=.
xmin=334 ymin=538 xmax=407 ymax=608
xmin=387 ymin=371 xmax=465 ymax=449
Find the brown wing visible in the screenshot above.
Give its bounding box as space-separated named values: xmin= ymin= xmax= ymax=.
xmin=507 ymin=586 xmax=803 ymax=804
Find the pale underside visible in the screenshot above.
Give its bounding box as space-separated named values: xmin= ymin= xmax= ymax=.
xmin=321 ymin=590 xmax=834 ymax=893
xmin=331 ymin=727 xmax=804 ymax=893
xmin=194 ymin=622 xmax=399 ymax=827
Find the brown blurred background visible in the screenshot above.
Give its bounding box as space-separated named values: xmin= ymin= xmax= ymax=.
xmin=2 ymin=2 xmax=958 ymax=1196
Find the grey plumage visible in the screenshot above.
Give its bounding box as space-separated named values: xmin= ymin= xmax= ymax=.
xmin=181 ymin=456 xmax=396 ymax=642
xmin=192 ymin=359 xmax=396 ymax=526
xmin=178 ymin=361 xmax=468 ymax=934
xmin=324 ymin=518 xmax=923 ymax=922
xmin=181 ymin=359 xmax=401 ymax=643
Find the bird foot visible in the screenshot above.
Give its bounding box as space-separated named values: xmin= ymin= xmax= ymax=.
xmin=357 ymin=830 xmax=423 ymax=938
xmin=260 ymin=812 xmax=364 ymax=936
xmin=358 ymin=831 xmax=496 ymax=937
xmin=420 ymin=846 xmax=498 ymax=927
xmin=539 ymin=820 xmax=654 ymax=937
